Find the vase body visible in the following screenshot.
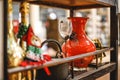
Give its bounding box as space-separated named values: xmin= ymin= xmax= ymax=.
xmin=62 ymin=17 xmax=96 ymax=68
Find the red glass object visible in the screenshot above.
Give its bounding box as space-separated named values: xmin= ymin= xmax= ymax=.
xmin=62 ymin=17 xmax=96 ymax=68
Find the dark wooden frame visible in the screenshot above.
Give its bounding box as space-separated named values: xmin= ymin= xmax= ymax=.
xmin=4 ymin=0 xmax=118 ymax=80
xmin=3 ymin=0 xmax=8 ymax=80
xmin=110 ymin=6 xmax=118 ymax=80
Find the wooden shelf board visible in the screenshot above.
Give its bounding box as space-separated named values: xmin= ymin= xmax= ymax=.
xmin=13 ymin=0 xmax=115 ymax=9
xmin=8 ymin=47 xmax=114 ymax=74
xmin=70 ymin=62 xmax=116 ymax=80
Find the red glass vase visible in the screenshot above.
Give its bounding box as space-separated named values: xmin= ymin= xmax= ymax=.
xmin=62 ymin=17 xmax=96 ymax=68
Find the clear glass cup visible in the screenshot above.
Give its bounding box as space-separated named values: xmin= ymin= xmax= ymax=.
xmin=58 ymin=18 xmax=72 ymax=40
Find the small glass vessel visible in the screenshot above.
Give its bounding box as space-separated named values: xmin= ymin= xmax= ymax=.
xmin=58 ymin=18 xmax=72 ymax=40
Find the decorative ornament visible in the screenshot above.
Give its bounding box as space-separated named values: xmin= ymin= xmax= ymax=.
xmin=17 ymin=23 xmax=28 ymax=39
xmin=19 ymin=26 xmax=52 ymax=77
xmin=19 ymin=1 xmax=29 ymax=51
xmin=62 ymin=17 xmax=96 ymax=68
xmin=7 ymin=0 xmax=25 ymax=67
xmin=20 ymin=25 xmax=42 ymax=61
xmin=20 ymin=1 xmax=29 ymax=25
xmin=91 ymin=38 xmax=106 ymax=68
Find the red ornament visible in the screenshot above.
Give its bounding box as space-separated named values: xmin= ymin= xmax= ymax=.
xmin=22 ymin=26 xmax=35 ymax=46
xmin=43 ymin=67 xmax=51 ymax=76
xmin=13 ymin=20 xmax=19 ymax=35
xmin=43 ymin=54 xmax=52 ymax=61
xmin=26 ymin=26 xmax=34 ymax=46
xmin=19 ymin=54 xmax=52 ymax=76
xmin=62 ymin=17 xmax=96 ymax=68
xmin=20 ymin=25 xmax=51 ymax=75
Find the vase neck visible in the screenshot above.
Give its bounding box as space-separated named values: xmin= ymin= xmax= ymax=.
xmin=70 ymin=17 xmax=88 ymax=35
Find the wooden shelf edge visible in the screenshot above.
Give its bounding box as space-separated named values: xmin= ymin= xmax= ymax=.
xmin=8 ymin=47 xmax=114 ymax=74
xmin=89 ymin=0 xmax=115 ymax=6
xmin=13 ymin=0 xmax=115 ymax=9
xmin=70 ymin=62 xmax=116 ymax=80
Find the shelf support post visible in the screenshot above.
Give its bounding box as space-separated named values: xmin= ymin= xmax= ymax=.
xmin=69 ymin=8 xmax=74 ymax=79
xmin=4 ymin=0 xmax=8 ymax=80
xmin=110 ymin=6 xmax=118 ymax=80
xmin=70 ymin=8 xmax=74 ymax=17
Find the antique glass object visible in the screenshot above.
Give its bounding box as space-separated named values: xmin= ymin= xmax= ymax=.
xmin=62 ymin=17 xmax=96 ymax=68
xmin=58 ymin=18 xmax=72 ymax=40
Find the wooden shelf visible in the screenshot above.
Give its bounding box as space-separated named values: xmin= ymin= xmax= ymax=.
xmin=70 ymin=62 xmax=116 ymax=80
xmin=13 ymin=0 xmax=115 ymax=9
xmin=8 ymin=47 xmax=114 ymax=74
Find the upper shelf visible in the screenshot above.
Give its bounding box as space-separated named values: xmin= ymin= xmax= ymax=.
xmin=13 ymin=0 xmax=115 ymax=9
